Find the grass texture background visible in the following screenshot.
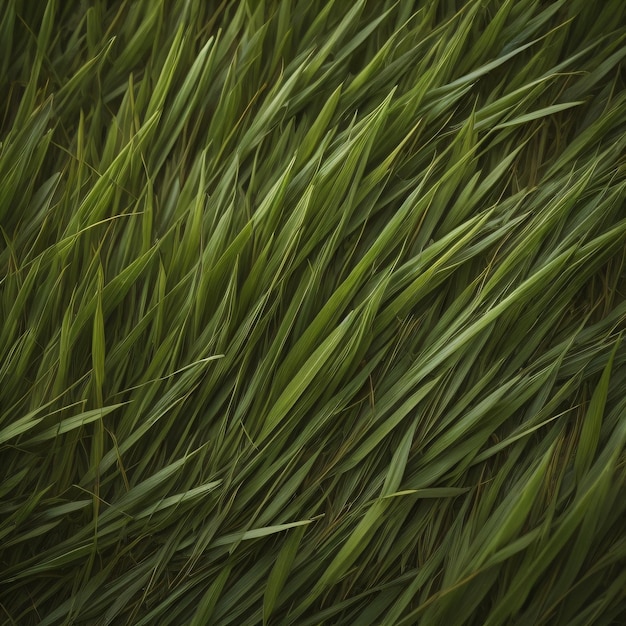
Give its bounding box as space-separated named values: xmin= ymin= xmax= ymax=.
xmin=1 ymin=0 xmax=626 ymax=624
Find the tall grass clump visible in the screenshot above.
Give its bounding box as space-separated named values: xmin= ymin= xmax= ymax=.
xmin=1 ymin=1 xmax=625 ymax=624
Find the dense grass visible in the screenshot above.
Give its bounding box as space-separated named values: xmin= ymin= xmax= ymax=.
xmin=1 ymin=1 xmax=625 ymax=624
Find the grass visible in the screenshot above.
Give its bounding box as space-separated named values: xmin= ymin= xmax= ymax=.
xmin=1 ymin=0 xmax=625 ymax=624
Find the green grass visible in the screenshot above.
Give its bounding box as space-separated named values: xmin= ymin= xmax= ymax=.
xmin=1 ymin=1 xmax=625 ymax=624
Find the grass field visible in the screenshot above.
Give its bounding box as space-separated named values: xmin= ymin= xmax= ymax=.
xmin=1 ymin=1 xmax=626 ymax=624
